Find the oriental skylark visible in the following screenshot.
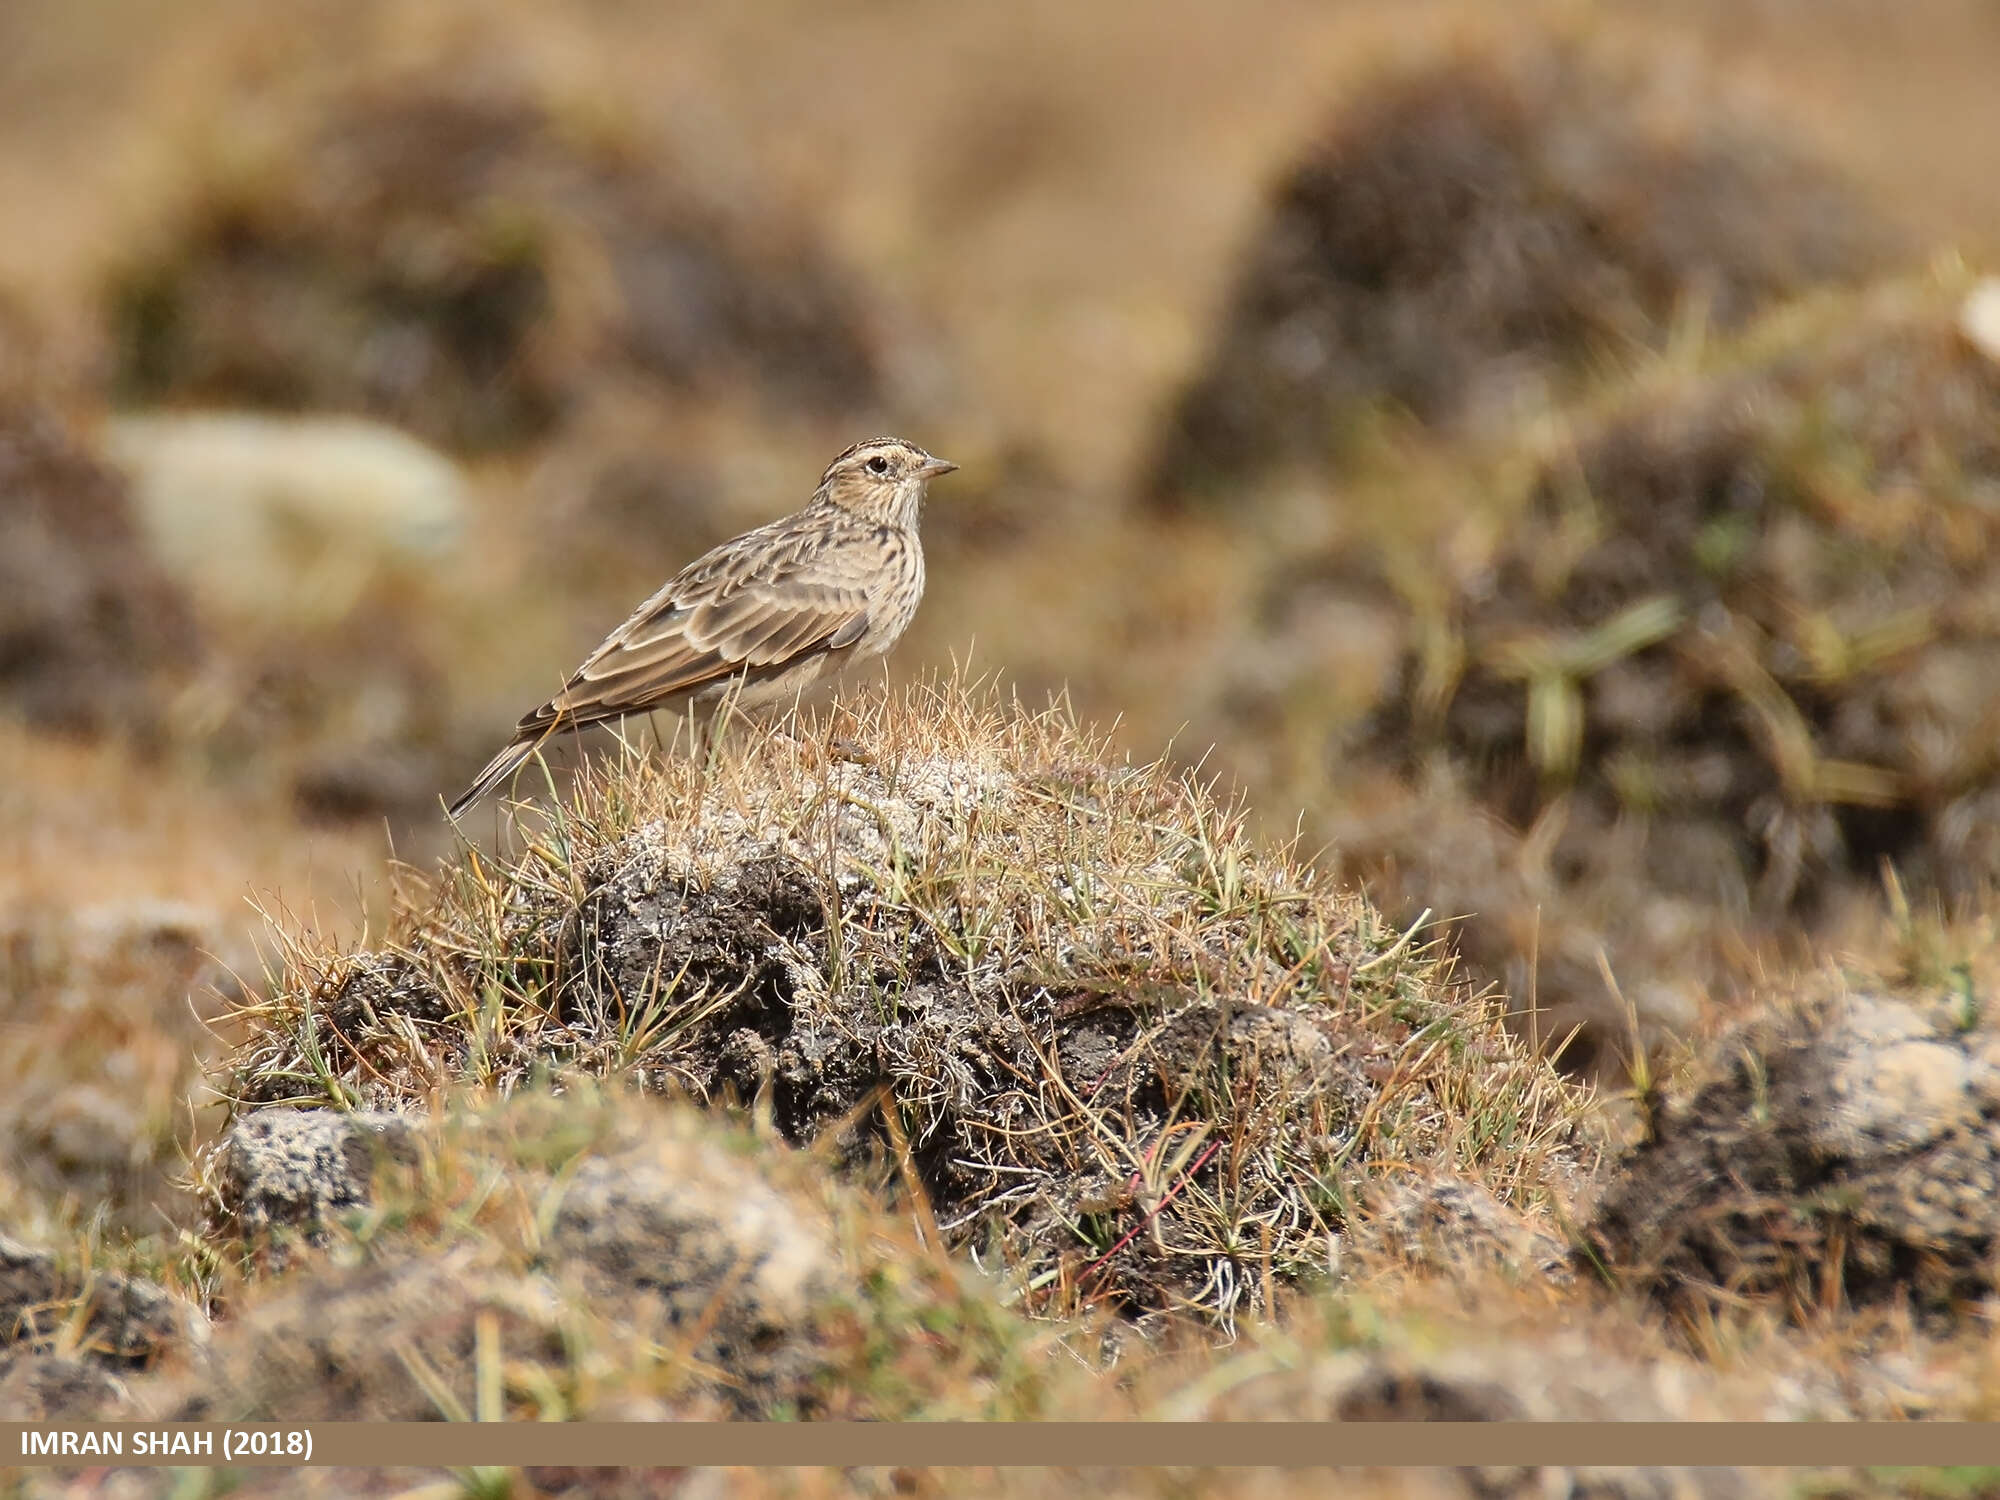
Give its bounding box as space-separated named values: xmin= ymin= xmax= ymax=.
xmin=448 ymin=436 xmax=956 ymax=818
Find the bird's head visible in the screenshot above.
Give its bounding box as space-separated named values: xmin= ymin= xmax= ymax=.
xmin=815 ymin=437 xmax=957 ymax=528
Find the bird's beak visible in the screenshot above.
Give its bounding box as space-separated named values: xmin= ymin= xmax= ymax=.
xmin=919 ymin=455 xmax=959 ymax=478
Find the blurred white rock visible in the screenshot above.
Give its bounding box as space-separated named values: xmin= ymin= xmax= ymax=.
xmin=101 ymin=411 xmax=469 ymax=626
xmin=1960 ymin=276 xmax=2000 ymax=368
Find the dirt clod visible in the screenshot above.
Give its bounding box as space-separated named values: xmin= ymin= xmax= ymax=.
xmin=170 ymin=1095 xmax=857 ymax=1421
xmin=0 ymin=1234 xmax=186 ymax=1371
xmin=213 ymin=1109 xmax=421 ymax=1248
xmin=1587 ymin=986 xmax=2000 ymax=1320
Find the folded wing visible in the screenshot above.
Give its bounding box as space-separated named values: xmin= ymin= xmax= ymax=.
xmin=514 ymin=529 xmax=875 ymax=737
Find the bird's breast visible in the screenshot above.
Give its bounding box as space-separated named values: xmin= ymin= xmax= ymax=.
xmin=856 ymin=530 xmax=925 ymax=658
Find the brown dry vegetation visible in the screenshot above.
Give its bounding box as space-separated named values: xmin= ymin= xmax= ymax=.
xmin=5 ymin=0 xmax=2000 ymax=1487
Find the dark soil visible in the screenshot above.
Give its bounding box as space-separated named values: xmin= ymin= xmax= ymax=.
xmin=0 ymin=1234 xmax=183 ymax=1373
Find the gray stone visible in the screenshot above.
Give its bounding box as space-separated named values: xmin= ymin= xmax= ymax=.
xmin=215 ymin=1109 xmax=420 ymax=1238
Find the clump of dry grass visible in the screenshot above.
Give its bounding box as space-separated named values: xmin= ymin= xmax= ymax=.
xmin=222 ymin=677 xmax=1590 ymax=1331
xmin=0 ymin=1083 xmax=1074 ymax=1426
xmin=1373 ymin=270 xmax=2000 ymax=909
xmin=1145 ymin=20 xmax=1897 ymax=508
xmin=102 ymin=37 xmax=893 ymax=454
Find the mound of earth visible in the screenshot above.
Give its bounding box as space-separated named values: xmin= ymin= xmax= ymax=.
xmin=224 ymin=683 xmax=1589 ymax=1328
xmin=169 ymin=1095 xmax=851 ymax=1421
xmin=0 ymin=401 xmax=199 ymax=741
xmin=1587 ymin=981 xmax=2000 ymax=1324
xmin=106 ymin=54 xmax=892 ymax=452
xmin=1145 ymin=25 xmax=1896 ymax=507
xmin=1235 ymin=271 xmax=2000 ymax=1079
xmin=155 ymin=1085 xmax=1109 ymax=1431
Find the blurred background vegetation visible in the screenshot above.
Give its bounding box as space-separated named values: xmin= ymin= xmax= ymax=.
xmin=4 ymin=0 xmax=2000 ymax=1248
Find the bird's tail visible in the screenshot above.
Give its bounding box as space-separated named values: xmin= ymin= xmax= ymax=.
xmin=445 ymin=738 xmax=538 ymax=820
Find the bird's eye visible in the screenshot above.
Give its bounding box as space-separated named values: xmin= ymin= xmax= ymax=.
xmin=866 ymin=455 xmax=890 ymax=475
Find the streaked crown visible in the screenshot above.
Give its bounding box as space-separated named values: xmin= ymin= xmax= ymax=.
xmin=814 ymin=437 xmax=957 ymax=527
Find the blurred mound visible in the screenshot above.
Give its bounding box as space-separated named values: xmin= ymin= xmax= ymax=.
xmin=223 ymin=679 xmax=1588 ymax=1330
xmin=1374 ymin=278 xmax=2000 ymax=912
xmin=0 ymin=1233 xmax=186 ymax=1420
xmin=175 ymin=1094 xmax=864 ymax=1420
xmin=0 ymin=401 xmax=199 ymax=742
xmin=97 ymin=409 xmax=475 ymax=822
xmin=1145 ymin=25 xmax=1897 ymax=508
xmin=1231 ymin=269 xmax=2000 ymax=1079
xmin=0 ymin=902 xmax=241 ymax=1232
xmin=104 ymin=57 xmax=892 ymax=452
xmin=0 ymin=1087 xmax=1057 ymax=1425
xmin=0 ymin=394 xmax=471 ymax=822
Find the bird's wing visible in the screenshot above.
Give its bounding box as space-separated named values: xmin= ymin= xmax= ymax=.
xmin=515 ymin=521 xmax=875 ymax=736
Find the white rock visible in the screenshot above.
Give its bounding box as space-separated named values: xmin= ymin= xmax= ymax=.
xmin=1813 ymin=995 xmax=1975 ymax=1154
xmin=101 ymin=410 xmax=468 ymax=625
xmin=1959 ymin=277 xmax=2000 ymax=368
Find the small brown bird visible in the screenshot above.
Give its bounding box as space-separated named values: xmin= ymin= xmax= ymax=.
xmin=448 ymin=436 xmax=956 ymax=818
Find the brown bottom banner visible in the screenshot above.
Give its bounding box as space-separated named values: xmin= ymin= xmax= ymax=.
xmin=6 ymin=1423 xmax=2000 ymax=1468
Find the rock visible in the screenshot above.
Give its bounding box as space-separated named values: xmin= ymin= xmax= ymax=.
xmin=212 ymin=1109 xmax=421 ymax=1244
xmin=102 ymin=411 xmax=467 ymax=628
xmin=1960 ymin=276 xmax=2000 ymax=367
